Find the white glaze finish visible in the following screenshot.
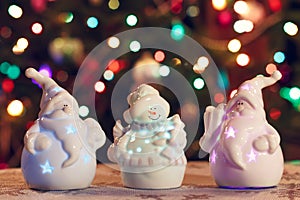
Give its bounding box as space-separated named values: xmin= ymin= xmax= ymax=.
xmin=21 ymin=68 xmax=106 ymax=190
xmin=107 ymin=84 xmax=187 ymax=189
xmin=200 ymin=70 xmax=284 ymax=188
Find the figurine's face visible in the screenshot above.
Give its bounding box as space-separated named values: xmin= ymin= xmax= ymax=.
xmin=229 ymin=99 xmax=255 ymax=117
xmin=136 ymin=104 xmax=167 ymax=123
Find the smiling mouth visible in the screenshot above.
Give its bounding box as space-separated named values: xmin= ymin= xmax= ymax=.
xmin=148 ymin=114 xmax=161 ymax=120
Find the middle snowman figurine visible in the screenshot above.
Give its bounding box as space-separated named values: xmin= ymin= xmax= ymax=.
xmin=107 ymin=84 xmax=187 ymax=189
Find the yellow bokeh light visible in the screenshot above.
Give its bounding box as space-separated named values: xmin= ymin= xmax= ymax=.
xmin=212 ymin=0 xmax=227 ymax=11
xmin=8 ymin=5 xmax=23 ymax=19
xmin=12 ymin=45 xmax=24 ymax=55
xmin=108 ymin=0 xmax=120 ymax=10
xmin=236 ymin=53 xmax=250 ymax=67
xmin=233 ymin=20 xmax=254 ymax=33
xmin=7 ymin=100 xmax=24 ymax=117
xmin=228 ymin=39 xmax=241 ymax=53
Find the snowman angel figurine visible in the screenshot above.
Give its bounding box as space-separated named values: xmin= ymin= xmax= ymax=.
xmin=107 ymin=84 xmax=187 ymax=189
xmin=21 ymin=68 xmax=106 ymax=190
xmin=200 ymin=70 xmax=284 ymax=189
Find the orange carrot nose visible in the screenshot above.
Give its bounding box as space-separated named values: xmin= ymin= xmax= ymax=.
xmin=148 ymin=110 xmax=156 ymax=115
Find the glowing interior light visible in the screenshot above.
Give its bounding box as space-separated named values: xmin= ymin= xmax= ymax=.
xmin=225 ymin=126 xmax=235 ymax=138
xmin=228 ymin=39 xmax=241 ymax=53
xmin=170 ymin=24 xmax=185 ymax=41
xmin=186 ymin=6 xmax=200 ymax=17
xmin=233 ymin=1 xmax=249 ymax=15
xmin=40 ymin=160 xmax=54 ymax=174
xmin=79 ymin=105 xmax=89 ymax=117
xmin=8 ymin=5 xmax=23 ymax=19
xmin=31 ymin=22 xmax=43 ymax=34
xmin=273 ymin=51 xmax=285 ymax=63
xmin=212 ymin=0 xmax=227 ymax=11
xmin=107 ymin=36 xmax=120 ymax=48
xmin=230 ymin=89 xmax=238 ymax=99
xmin=289 ymin=87 xmax=300 ymax=100
xmin=247 ymin=148 xmax=257 ymax=162
xmin=129 ymin=40 xmax=141 ymax=52
xmin=154 ymin=50 xmax=165 ymax=62
xmin=65 ymin=12 xmax=73 ymax=23
xmin=87 ymin=17 xmax=99 ymax=28
xmin=17 ymin=37 xmax=29 ymax=50
xmin=94 ymin=81 xmax=106 ymax=93
xmin=210 ymin=150 xmax=217 ymax=164
xmin=126 ymin=14 xmax=138 ymax=26
xmin=108 ymin=0 xmax=120 ymax=10
xmin=103 ymin=70 xmax=114 ymax=81
xmin=159 ymin=65 xmax=170 ymax=77
xmin=7 ymin=100 xmax=24 ymax=116
xmin=193 ymin=78 xmax=205 ymax=90
xmin=266 ymin=63 xmax=277 ymax=75
xmin=283 ymin=22 xmax=298 ymax=36
xmin=236 ymin=53 xmax=250 ymax=67
xmin=197 ymin=56 xmax=209 ymax=69
xmin=233 ymin=20 xmax=254 ymax=33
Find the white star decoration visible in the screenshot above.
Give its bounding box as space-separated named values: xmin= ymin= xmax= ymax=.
xmin=247 ymin=148 xmax=257 ymax=162
xmin=224 ymin=127 xmax=236 ymax=139
xmin=65 ymin=124 xmax=77 ymax=134
xmin=40 ymin=160 xmax=54 ymax=174
xmin=210 ymin=150 xmax=217 ymax=164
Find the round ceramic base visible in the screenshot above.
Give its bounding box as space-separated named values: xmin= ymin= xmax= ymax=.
xmin=121 ymin=165 xmax=186 ymax=189
xmin=219 ymin=185 xmax=276 ymax=190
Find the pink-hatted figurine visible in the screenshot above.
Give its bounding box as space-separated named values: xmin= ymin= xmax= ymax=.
xmin=200 ymin=70 xmax=284 ymax=188
xmin=107 ymin=84 xmax=187 ymax=189
xmin=21 ymin=68 xmax=106 ymax=190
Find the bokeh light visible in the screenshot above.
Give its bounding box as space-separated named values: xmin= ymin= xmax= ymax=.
xmin=103 ymin=70 xmax=114 ymax=81
xmin=228 ymin=39 xmax=241 ymax=53
xmin=31 ymin=22 xmax=43 ymax=34
xmin=94 ymin=81 xmax=106 ymax=93
xmin=39 ymin=64 xmax=52 ymax=78
xmin=218 ymin=11 xmax=232 ymax=26
xmin=79 ymin=105 xmax=89 ymax=117
xmin=236 ymin=53 xmax=250 ymax=67
xmin=56 ymin=70 xmax=68 ymax=82
xmin=87 ymin=17 xmax=99 ymax=28
xmin=129 ymin=40 xmax=141 ymax=52
xmin=193 ymin=78 xmax=205 ymax=90
xmin=283 ymin=22 xmax=298 ymax=36
xmin=273 ymin=51 xmax=285 ymax=63
xmin=0 ymin=26 xmax=12 ymax=38
xmin=154 ymin=50 xmax=165 ymax=62
xmin=7 ymin=100 xmax=24 ymax=117
xmin=108 ymin=0 xmax=120 ymax=10
xmin=126 ymin=14 xmax=138 ymax=26
xmin=269 ymin=108 xmax=281 ymax=120
xmin=233 ymin=1 xmax=249 ymax=15
xmin=0 ymin=62 xmax=10 ymax=74
xmin=65 ymin=12 xmax=74 ymax=23
xmin=230 ymin=89 xmax=238 ymax=99
xmin=266 ymin=63 xmax=277 ymax=75
xmin=186 ymin=6 xmax=199 ymax=17
xmin=171 ymin=23 xmax=185 ymax=41
xmin=233 ymin=20 xmax=254 ymax=33
xmin=197 ymin=56 xmax=209 ymax=69
xmin=212 ymin=0 xmax=227 ymax=11
xmin=289 ymin=87 xmax=300 ymax=100
xmin=2 ymin=78 xmax=14 ymax=93
xmin=17 ymin=37 xmax=29 ymax=50
xmin=12 ymin=45 xmax=24 ymax=55
xmin=214 ymin=93 xmax=225 ymax=103
xmin=8 ymin=5 xmax=23 ymax=19
xmin=107 ymin=36 xmax=120 ymax=48
xmin=159 ymin=65 xmax=170 ymax=77
xmin=7 ymin=65 xmax=21 ymax=79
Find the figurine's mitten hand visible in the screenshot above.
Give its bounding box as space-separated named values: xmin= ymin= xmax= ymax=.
xmin=113 ymin=120 xmax=125 ymax=140
xmin=265 ymin=134 xmax=280 ymax=153
xmin=24 ymin=132 xmax=52 ymax=154
xmin=85 ymin=118 xmax=106 ymax=150
xmin=253 ymin=136 xmax=269 ymax=152
xmin=272 ymin=70 xmax=282 ymax=81
xmin=107 ymin=144 xmax=117 ymax=163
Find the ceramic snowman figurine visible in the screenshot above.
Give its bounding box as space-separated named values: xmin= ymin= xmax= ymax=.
xmin=21 ymin=68 xmax=106 ymax=190
xmin=200 ymin=70 xmax=284 ymax=188
xmin=107 ymin=84 xmax=187 ymax=189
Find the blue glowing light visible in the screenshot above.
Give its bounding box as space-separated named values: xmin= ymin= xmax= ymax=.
xmin=170 ymin=24 xmax=185 ymax=41
xmin=83 ymin=154 xmax=91 ymax=164
xmin=40 ymin=160 xmax=54 ymax=174
xmin=273 ymin=51 xmax=285 ymax=64
xmin=65 ymin=124 xmax=77 ymax=134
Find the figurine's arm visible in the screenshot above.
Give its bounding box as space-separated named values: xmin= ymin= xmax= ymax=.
xmin=253 ymin=123 xmax=280 ymax=154
xmin=199 ymin=103 xmax=226 ymax=153
xmin=85 ymin=118 xmax=106 ymax=151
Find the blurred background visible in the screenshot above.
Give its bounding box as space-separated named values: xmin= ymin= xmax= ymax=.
xmin=0 ymin=0 xmax=300 ymax=168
